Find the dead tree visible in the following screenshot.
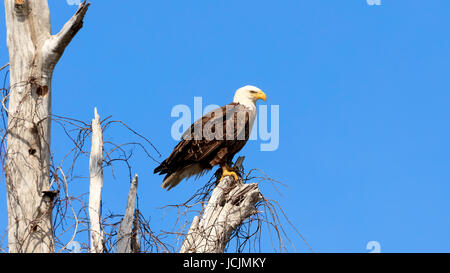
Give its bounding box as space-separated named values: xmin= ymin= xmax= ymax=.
xmin=3 ymin=0 xmax=89 ymax=252
xmin=89 ymin=108 xmax=104 ymax=253
xmin=180 ymin=158 xmax=263 ymax=253
xmin=117 ymin=174 xmax=140 ymax=253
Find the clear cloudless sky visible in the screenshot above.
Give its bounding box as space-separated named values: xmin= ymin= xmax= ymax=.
xmin=1 ymin=0 xmax=450 ymax=253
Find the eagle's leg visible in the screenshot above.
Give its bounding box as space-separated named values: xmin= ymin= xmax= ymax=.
xmin=220 ymin=163 xmax=239 ymax=181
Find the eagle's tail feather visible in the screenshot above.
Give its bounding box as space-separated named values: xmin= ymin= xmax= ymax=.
xmin=161 ymin=172 xmax=183 ymax=190
xmin=161 ymin=163 xmax=210 ymax=190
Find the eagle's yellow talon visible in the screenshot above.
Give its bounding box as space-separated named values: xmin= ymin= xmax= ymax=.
xmin=221 ymin=169 xmax=239 ymax=181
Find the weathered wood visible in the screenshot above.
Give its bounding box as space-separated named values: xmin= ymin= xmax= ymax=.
xmin=4 ymin=0 xmax=89 ymax=252
xmin=117 ymin=174 xmax=139 ymax=253
xmin=180 ymin=175 xmax=262 ymax=253
xmin=89 ymin=107 xmax=104 ymax=253
xmin=131 ymin=208 xmax=140 ymax=253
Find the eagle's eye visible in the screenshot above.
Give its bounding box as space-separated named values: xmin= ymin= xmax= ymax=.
xmin=249 ymin=90 xmax=258 ymax=94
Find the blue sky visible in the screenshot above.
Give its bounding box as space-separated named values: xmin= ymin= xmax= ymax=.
xmin=1 ymin=0 xmax=450 ymax=252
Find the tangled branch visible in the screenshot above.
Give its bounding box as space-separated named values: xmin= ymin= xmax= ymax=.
xmin=160 ymin=157 xmax=313 ymax=253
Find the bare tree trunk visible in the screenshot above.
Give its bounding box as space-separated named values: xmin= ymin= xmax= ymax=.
xmin=89 ymin=107 xmax=103 ymax=253
xmin=117 ymin=174 xmax=139 ymax=253
xmin=4 ymin=0 xmax=89 ymax=253
xmin=180 ymin=175 xmax=262 ymax=253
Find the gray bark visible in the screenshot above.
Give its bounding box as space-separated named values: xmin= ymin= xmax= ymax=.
xmin=4 ymin=0 xmax=89 ymax=252
xmin=180 ymin=175 xmax=262 ymax=253
xmin=117 ymin=174 xmax=139 ymax=253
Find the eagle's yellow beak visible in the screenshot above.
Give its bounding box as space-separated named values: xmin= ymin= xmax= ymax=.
xmin=253 ymin=90 xmax=267 ymax=102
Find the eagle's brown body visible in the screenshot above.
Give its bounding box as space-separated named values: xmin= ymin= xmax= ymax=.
xmin=154 ymin=102 xmax=255 ymax=190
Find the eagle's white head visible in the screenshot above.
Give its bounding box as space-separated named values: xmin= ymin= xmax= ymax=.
xmin=233 ymin=85 xmax=267 ymax=109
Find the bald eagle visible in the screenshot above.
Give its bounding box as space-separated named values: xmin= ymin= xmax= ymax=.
xmin=154 ymin=85 xmax=267 ymax=190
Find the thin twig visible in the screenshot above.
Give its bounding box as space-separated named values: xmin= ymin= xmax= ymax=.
xmin=0 ymin=63 xmax=8 ymax=72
